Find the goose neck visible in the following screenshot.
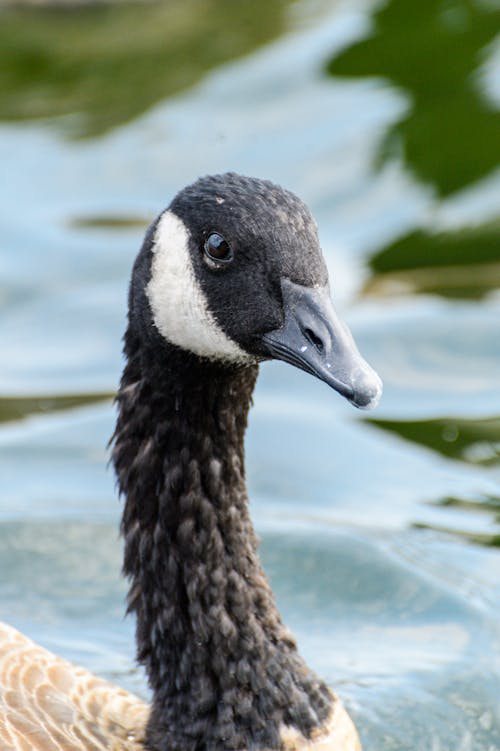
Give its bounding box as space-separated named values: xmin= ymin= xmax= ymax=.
xmin=113 ymin=336 xmax=332 ymax=751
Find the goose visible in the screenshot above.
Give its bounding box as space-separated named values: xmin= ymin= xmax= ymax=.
xmin=0 ymin=173 xmax=382 ymax=751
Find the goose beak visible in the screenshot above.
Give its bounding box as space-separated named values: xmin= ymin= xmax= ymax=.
xmin=261 ymin=279 xmax=382 ymax=410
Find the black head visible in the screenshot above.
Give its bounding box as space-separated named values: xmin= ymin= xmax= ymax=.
xmin=130 ymin=173 xmax=382 ymax=409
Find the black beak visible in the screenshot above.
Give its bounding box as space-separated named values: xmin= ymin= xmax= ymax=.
xmin=261 ymin=279 xmax=382 ymax=409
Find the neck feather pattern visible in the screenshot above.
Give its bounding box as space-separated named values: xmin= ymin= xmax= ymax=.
xmin=112 ymin=328 xmax=332 ymax=751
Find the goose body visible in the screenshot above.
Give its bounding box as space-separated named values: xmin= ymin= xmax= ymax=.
xmin=1 ymin=174 xmax=382 ymax=751
xmin=0 ymin=622 xmax=148 ymax=751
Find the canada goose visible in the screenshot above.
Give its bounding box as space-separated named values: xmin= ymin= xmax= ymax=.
xmin=0 ymin=173 xmax=382 ymax=751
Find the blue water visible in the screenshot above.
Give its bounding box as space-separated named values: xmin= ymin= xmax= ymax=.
xmin=1 ymin=1 xmax=499 ymax=749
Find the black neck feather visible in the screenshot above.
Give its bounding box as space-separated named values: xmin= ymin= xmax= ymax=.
xmin=112 ymin=328 xmax=332 ymax=751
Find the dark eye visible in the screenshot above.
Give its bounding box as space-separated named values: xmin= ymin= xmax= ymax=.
xmin=204 ymin=233 xmax=233 ymax=264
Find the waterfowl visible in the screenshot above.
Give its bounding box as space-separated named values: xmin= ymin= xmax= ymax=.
xmin=0 ymin=173 xmax=382 ymax=751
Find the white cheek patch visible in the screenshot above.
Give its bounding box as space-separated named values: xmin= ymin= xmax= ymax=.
xmin=146 ymin=210 xmax=252 ymax=363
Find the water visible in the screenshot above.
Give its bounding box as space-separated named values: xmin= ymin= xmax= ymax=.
xmin=1 ymin=0 xmax=499 ymax=748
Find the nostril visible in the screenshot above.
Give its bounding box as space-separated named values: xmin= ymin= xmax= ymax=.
xmin=302 ymin=326 xmax=324 ymax=354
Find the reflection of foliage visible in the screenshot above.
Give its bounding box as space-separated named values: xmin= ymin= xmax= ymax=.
xmin=0 ymin=0 xmax=291 ymax=138
xmin=413 ymin=522 xmax=500 ymax=548
xmin=435 ymin=495 xmax=500 ymax=518
xmin=414 ymin=494 xmax=500 ymax=548
xmin=69 ymin=214 xmax=150 ymax=230
xmin=0 ymin=394 xmax=112 ymax=424
xmin=365 ymin=222 xmax=500 ymax=299
xmin=366 ymin=415 xmax=500 ymax=466
xmin=327 ymin=0 xmax=500 ymax=197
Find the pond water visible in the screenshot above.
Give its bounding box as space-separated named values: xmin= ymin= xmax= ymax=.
xmin=1 ymin=0 xmax=499 ymax=748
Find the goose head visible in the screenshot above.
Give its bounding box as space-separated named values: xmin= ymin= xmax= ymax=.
xmin=132 ymin=172 xmax=382 ymax=409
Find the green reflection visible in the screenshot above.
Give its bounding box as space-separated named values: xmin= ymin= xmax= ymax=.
xmin=69 ymin=215 xmax=151 ymax=230
xmin=327 ymin=0 xmax=500 ymax=197
xmin=414 ymin=519 xmax=500 ymax=548
xmin=0 ymin=393 xmax=112 ymax=424
xmin=366 ymin=415 xmax=500 ymax=466
xmin=434 ymin=494 xmax=500 ymax=517
xmin=365 ymin=222 xmax=500 ymax=300
xmin=414 ymin=522 xmax=500 ymax=547
xmin=415 ymin=496 xmax=500 ymax=547
xmin=0 ymin=0 xmax=291 ymax=138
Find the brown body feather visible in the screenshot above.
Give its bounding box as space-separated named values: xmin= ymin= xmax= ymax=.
xmin=0 ymin=622 xmax=148 ymax=751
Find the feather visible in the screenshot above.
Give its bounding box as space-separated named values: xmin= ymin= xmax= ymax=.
xmin=0 ymin=622 xmax=148 ymax=751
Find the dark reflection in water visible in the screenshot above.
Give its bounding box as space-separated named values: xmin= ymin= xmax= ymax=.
xmin=69 ymin=215 xmax=150 ymax=230
xmin=415 ymin=494 xmax=500 ymax=548
xmin=0 ymin=394 xmax=112 ymax=424
xmin=367 ymin=412 xmax=500 ymax=546
xmin=326 ymin=0 xmax=500 ymax=198
xmin=364 ymin=222 xmax=500 ymax=300
xmin=366 ymin=414 xmax=500 ymax=466
xmin=0 ymin=0 xmax=292 ymax=138
xmin=327 ymin=0 xmax=500 ymax=302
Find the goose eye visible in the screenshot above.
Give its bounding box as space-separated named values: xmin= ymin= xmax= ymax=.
xmin=204 ymin=233 xmax=232 ymax=264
